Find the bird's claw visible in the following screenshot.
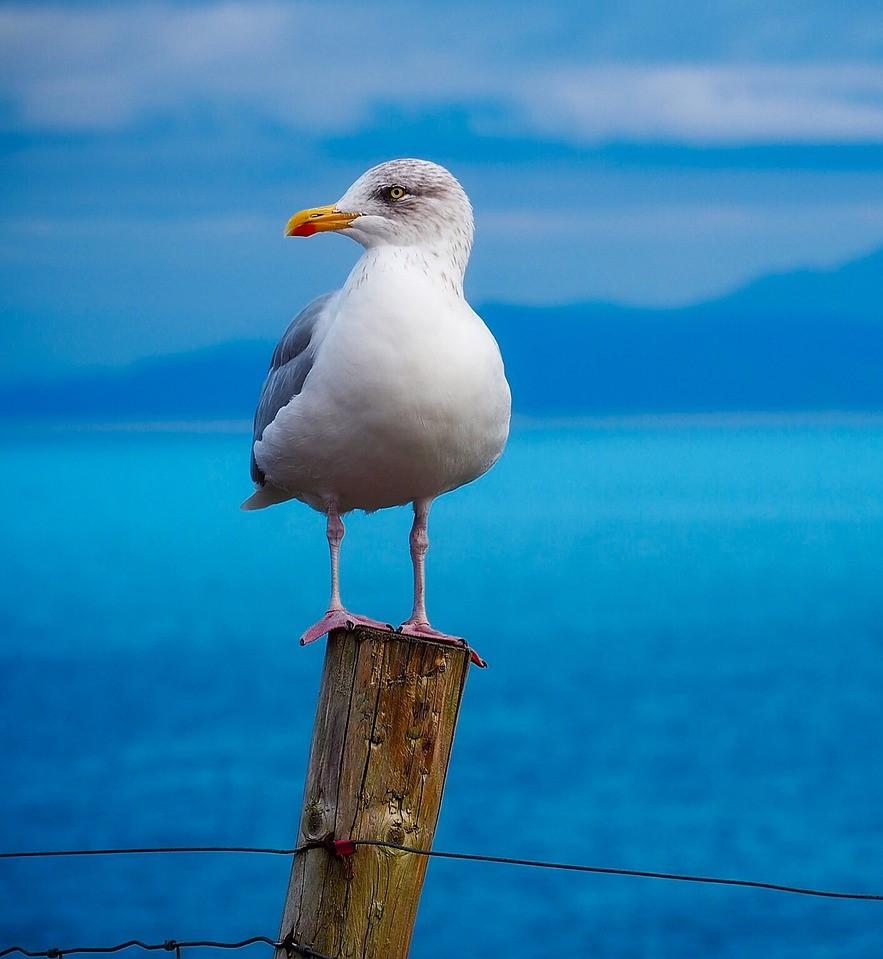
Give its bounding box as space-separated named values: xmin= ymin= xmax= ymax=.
xmin=300 ymin=610 xmax=388 ymax=645
xmin=299 ymin=612 xmax=486 ymax=668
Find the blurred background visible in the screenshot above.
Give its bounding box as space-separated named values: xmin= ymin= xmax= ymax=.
xmin=1 ymin=2 xmax=882 ymax=956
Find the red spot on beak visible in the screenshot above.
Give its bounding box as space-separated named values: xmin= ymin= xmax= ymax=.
xmin=290 ymin=222 xmax=318 ymax=237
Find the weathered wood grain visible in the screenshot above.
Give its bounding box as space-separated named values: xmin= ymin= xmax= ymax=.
xmin=275 ymin=625 xmax=471 ymax=959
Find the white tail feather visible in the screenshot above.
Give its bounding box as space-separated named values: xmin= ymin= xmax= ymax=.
xmin=240 ymin=485 xmax=295 ymax=511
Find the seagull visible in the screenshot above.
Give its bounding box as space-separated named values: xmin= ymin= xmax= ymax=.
xmin=243 ymin=159 xmax=511 ymax=649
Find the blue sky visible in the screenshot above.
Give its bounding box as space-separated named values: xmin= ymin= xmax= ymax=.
xmin=2 ymin=0 xmax=883 ymax=377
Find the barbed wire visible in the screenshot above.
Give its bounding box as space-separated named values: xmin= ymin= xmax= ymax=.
xmin=2 ymin=838 xmax=882 ymax=902
xmin=0 ymin=934 xmax=329 ymax=959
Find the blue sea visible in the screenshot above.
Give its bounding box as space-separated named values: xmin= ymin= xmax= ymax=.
xmin=2 ymin=418 xmax=882 ymax=958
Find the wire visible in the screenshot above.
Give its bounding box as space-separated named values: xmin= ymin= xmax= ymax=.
xmin=0 ymin=936 xmax=329 ymax=959
xmin=0 ymin=847 xmax=301 ymax=861
xmin=352 ymin=840 xmax=883 ymax=902
xmin=2 ymin=840 xmax=881 ymax=902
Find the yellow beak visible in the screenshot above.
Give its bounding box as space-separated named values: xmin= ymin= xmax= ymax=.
xmin=284 ymin=204 xmax=359 ymax=237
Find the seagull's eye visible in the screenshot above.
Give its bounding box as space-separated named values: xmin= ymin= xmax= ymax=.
xmin=386 ymin=185 xmax=407 ymax=200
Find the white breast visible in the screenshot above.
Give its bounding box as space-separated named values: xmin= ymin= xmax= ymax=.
xmin=255 ymin=246 xmax=511 ymax=512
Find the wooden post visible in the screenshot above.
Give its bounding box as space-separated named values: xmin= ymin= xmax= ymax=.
xmin=275 ymin=624 xmax=472 ymax=959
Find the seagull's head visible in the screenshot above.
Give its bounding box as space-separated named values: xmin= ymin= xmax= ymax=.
xmin=285 ymin=158 xmax=474 ymax=267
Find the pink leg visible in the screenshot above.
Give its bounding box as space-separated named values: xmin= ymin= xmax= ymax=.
xmin=300 ymin=503 xmax=386 ymax=645
xmin=399 ymin=498 xmax=462 ymax=645
xmin=405 ymin=498 xmax=431 ymax=628
xmin=327 ymin=505 xmax=344 ymax=612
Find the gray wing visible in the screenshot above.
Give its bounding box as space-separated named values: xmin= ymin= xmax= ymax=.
xmin=250 ymin=291 xmax=336 ymax=485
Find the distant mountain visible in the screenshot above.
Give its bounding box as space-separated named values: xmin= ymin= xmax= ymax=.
xmin=699 ymin=245 xmax=883 ymax=322
xmin=0 ymin=340 xmax=271 ymax=421
xmin=487 ymin=246 xmax=883 ymax=414
xmin=2 ymin=247 xmax=882 ymax=419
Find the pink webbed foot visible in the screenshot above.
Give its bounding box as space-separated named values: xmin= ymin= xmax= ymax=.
xmin=398 ymin=620 xmax=487 ymax=668
xmin=300 ymin=609 xmax=388 ymax=646
xmin=399 ymin=619 xmax=463 ymax=643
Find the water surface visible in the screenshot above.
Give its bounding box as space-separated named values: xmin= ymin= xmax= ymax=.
xmin=2 ymin=419 xmax=882 ymax=957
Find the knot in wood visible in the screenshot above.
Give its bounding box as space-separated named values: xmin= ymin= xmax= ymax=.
xmin=386 ymin=822 xmax=406 ymax=846
xmin=301 ymin=800 xmax=333 ymax=841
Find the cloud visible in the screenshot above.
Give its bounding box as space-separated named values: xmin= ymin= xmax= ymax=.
xmin=0 ymin=3 xmax=493 ymax=132
xmin=481 ymin=199 xmax=883 ymax=242
xmin=518 ymin=65 xmax=883 ymax=144
xmin=1 ymin=2 xmax=883 ymax=144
